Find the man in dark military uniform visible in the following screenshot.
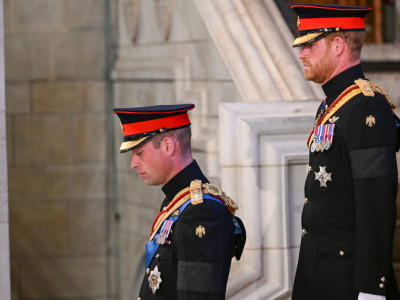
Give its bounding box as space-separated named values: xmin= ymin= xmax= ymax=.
xmin=114 ymin=104 xmax=245 ymax=300
xmin=291 ymin=4 xmax=400 ymax=300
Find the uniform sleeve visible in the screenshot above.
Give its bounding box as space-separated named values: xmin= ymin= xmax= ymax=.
xmin=173 ymin=199 xmax=234 ymax=300
xmin=344 ymin=95 xmax=398 ymax=295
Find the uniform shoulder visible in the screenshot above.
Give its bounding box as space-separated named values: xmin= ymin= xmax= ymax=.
xmin=354 ymin=79 xmax=395 ymax=109
xmin=188 ymin=179 xmax=238 ymax=215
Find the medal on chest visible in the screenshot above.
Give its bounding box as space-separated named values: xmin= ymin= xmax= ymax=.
xmin=314 ymin=166 xmax=332 ymax=187
xmin=156 ymin=219 xmax=173 ymax=245
xmin=148 ymin=265 xmax=162 ymax=294
xmin=310 ymin=124 xmax=335 ymax=153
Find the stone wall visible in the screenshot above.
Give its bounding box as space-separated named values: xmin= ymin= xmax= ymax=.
xmin=5 ymin=0 xmax=114 ymax=299
xmin=0 ymin=0 xmax=10 ymax=299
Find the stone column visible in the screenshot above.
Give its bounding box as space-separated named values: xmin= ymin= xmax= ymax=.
xmin=219 ymin=101 xmax=319 ymax=299
xmin=0 ymin=0 xmax=11 ymax=298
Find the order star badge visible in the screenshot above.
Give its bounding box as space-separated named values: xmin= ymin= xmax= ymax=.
xmin=314 ymin=166 xmax=332 ymax=188
xmin=148 ymin=265 xmax=162 ymax=294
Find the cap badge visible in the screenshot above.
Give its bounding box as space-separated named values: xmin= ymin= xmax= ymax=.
xmin=148 ymin=265 xmax=162 ymax=294
xmin=196 ymin=225 xmax=206 ymax=238
xmin=297 ymin=17 xmax=300 ymax=29
xmin=366 ymin=115 xmax=376 ymax=127
xmin=314 ymin=166 xmax=332 ymax=188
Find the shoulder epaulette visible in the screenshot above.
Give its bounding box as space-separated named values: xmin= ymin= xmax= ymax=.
xmin=355 ymin=79 xmax=396 ymax=109
xmin=190 ymin=179 xmax=238 ymax=214
xmin=190 ymin=179 xmax=203 ymax=205
xmin=354 ymin=79 xmax=375 ymax=97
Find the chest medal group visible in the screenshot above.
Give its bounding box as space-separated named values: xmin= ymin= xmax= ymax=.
xmin=307 ymin=79 xmax=394 ymax=189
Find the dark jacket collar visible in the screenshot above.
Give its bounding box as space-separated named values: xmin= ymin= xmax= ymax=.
xmin=161 ymin=160 xmax=208 ymax=208
xmin=322 ymin=64 xmax=365 ymax=102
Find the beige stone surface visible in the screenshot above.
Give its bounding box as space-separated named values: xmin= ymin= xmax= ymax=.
xmin=169 ymin=0 xmax=210 ymax=42
xmin=5 ymin=83 xmax=30 ymax=114
xmin=33 ymin=81 xmax=106 ymax=113
xmin=13 ymin=0 xmax=64 ymax=31
xmin=120 ymin=254 xmax=144 ymax=298
xmin=44 ymin=165 xmax=106 ymax=201
xmin=5 ymin=0 xmax=111 ymax=299
xmin=114 ymin=82 xmax=175 ymax=108
xmin=8 ymin=166 xmax=46 ymax=202
xmin=72 ymin=114 xmax=107 ymax=163
xmin=68 ymin=202 xmax=106 ymax=255
xmin=120 ymin=231 xmax=146 ymax=262
xmin=115 ymin=41 xmax=232 ymax=81
xmin=20 ymin=256 xmax=107 ymax=298
xmin=119 ymin=201 xmax=158 ymax=236
xmin=10 ymin=258 xmax=18 ymax=300
xmin=14 ymin=114 xmax=73 ymax=164
xmin=3 ymin=0 xmax=11 ymax=31
xmin=117 ymin=167 xmax=162 ymax=208
xmin=135 ymin=0 xmax=163 ymax=43
xmin=65 ymin=0 xmax=105 ymax=29
xmin=5 ymin=116 xmax=12 ymax=164
xmin=53 ymin=31 xmax=106 ymax=80
xmin=9 ymin=203 xmax=68 ymax=257
xmin=5 ymin=33 xmax=51 ymax=80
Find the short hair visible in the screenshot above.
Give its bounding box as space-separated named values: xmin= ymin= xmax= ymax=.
xmin=325 ymin=31 xmax=366 ymax=61
xmin=150 ymin=126 xmax=192 ymax=154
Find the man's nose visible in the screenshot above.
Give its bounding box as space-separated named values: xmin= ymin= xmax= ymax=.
xmin=131 ymin=155 xmax=138 ymax=169
xmin=299 ymin=47 xmax=307 ymax=60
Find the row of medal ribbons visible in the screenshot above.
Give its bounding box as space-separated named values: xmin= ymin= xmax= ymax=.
xmin=311 ymin=124 xmax=335 ymax=153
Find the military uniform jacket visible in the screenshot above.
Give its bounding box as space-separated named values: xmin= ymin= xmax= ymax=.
xmin=138 ymin=160 xmax=235 ymax=299
xmin=292 ymin=65 xmax=400 ymax=300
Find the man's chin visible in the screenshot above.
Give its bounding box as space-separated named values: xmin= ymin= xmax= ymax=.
xmin=304 ymin=71 xmax=314 ymax=81
xmin=143 ymin=179 xmax=160 ymax=186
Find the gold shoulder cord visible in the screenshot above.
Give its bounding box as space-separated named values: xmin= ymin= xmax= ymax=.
xmin=355 ymin=79 xmax=396 ymax=109
xmin=149 ymin=180 xmax=239 ymax=241
xmin=308 ymin=79 xmax=396 ymax=149
xmin=319 ymin=88 xmax=362 ymax=125
xmin=150 ymin=192 xmax=191 ymax=241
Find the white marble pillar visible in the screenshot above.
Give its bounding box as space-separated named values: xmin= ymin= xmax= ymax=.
xmin=0 ymin=0 xmax=11 ymax=298
xmin=219 ymin=101 xmax=320 ymax=299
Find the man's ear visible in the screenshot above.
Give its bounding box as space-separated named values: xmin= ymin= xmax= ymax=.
xmin=162 ymin=136 xmax=176 ymax=156
xmin=332 ymin=36 xmax=345 ymax=56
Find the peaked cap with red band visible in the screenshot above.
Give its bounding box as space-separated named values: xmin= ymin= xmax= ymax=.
xmin=291 ymin=4 xmax=371 ymax=47
xmin=113 ymin=104 xmax=194 ymax=153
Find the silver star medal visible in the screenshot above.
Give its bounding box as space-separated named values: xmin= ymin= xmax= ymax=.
xmin=148 ymin=265 xmax=162 ymax=294
xmin=314 ymin=166 xmax=332 ymax=187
